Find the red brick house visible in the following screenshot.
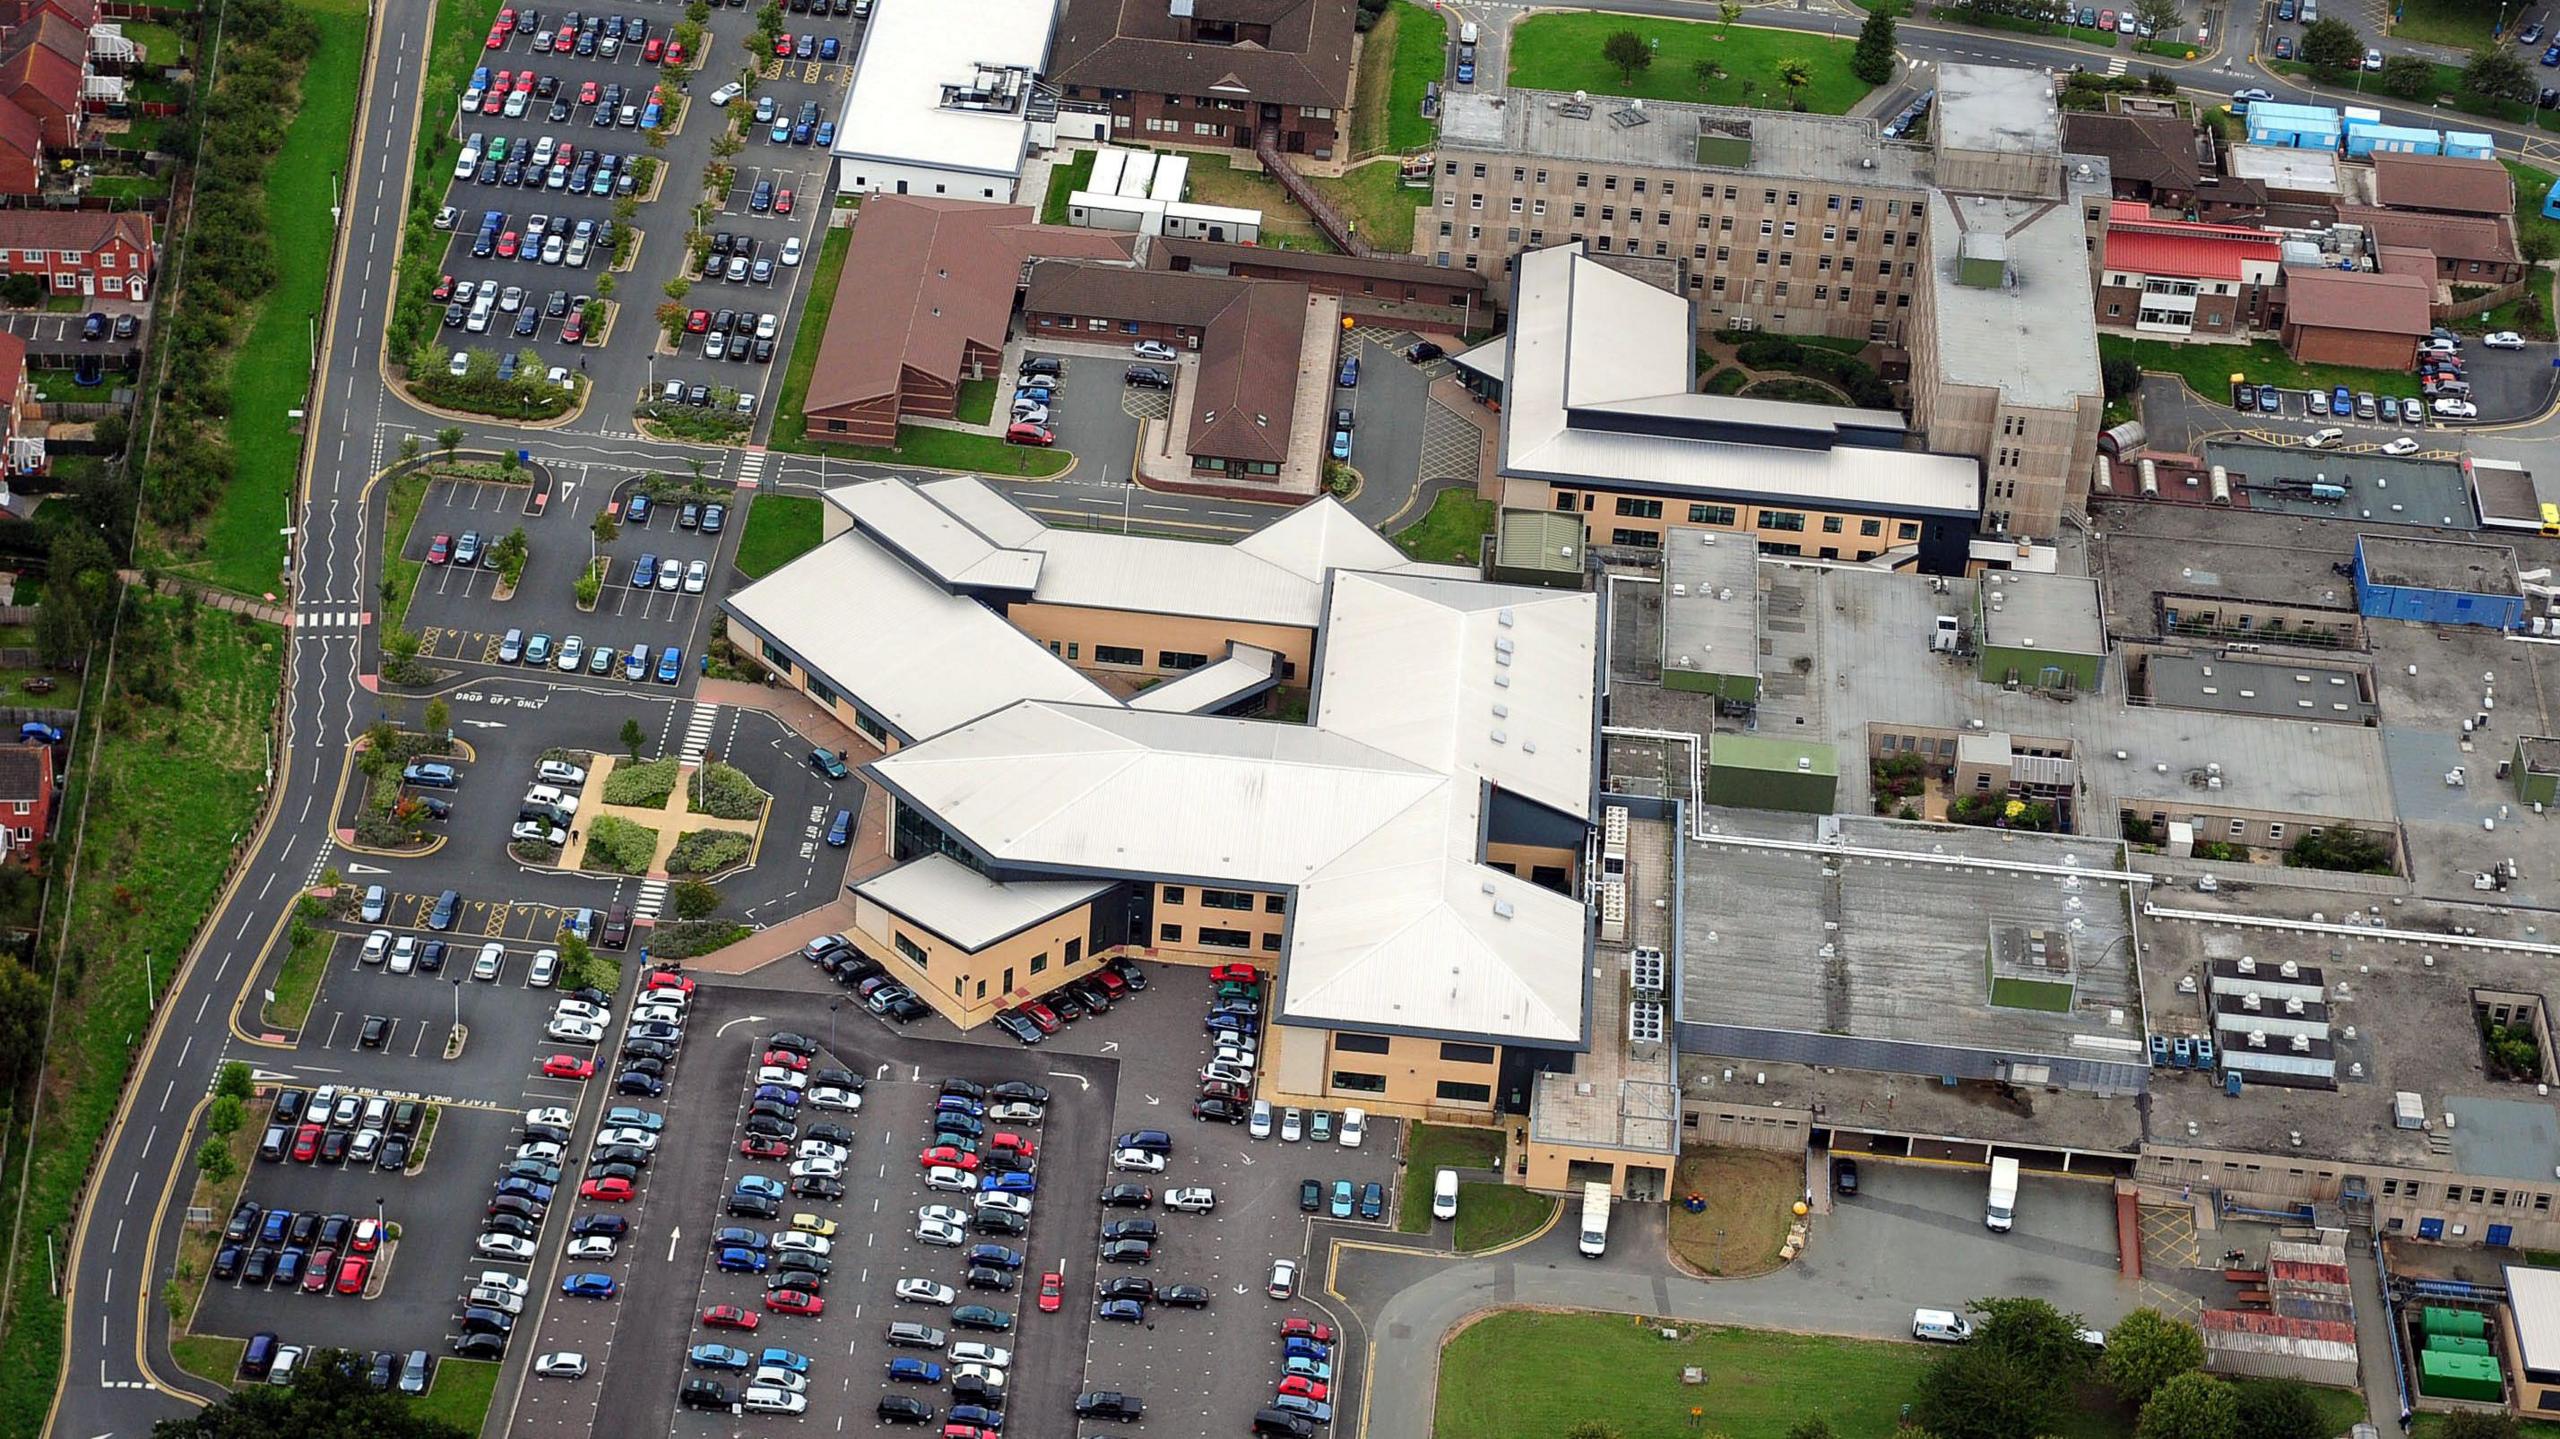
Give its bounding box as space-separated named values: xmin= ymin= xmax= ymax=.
xmin=0 ymin=329 xmax=43 ymax=480
xmin=1047 ymin=0 xmax=1354 ymax=157
xmin=0 ymin=210 xmax=151 ymax=298
xmin=0 ymin=0 xmax=98 ymax=32
xmin=0 ymin=99 xmax=40 ymax=196
xmin=0 ymin=17 xmax=82 ymax=150
xmin=0 ymin=744 xmax=57 ymax=867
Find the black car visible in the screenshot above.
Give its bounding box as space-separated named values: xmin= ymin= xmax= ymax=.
xmin=728 ymin=1192 xmax=781 ymax=1219
xmin=1359 ymin=1182 xmax=1385 ymax=1220
xmin=775 ymin=1253 xmax=831 ymax=1278
xmin=213 ymin=1244 xmax=243 ymax=1280
xmin=952 ymin=1373 xmax=1002 ymax=1404
xmin=523 ymin=1123 xmax=572 ymax=1147
xmin=1077 ymin=1391 xmax=1144 ymax=1422
xmin=1100 ymin=1183 xmax=1153 ymax=1209
xmin=794 ymin=1175 xmax=845 ymax=1201
xmin=1099 ymin=1276 xmax=1154 ymax=1302
xmin=319 ymin=1129 xmax=351 ymax=1163
xmin=1099 ymin=1238 xmax=1154 ymax=1264
xmin=594 ymin=1144 xmax=651 ymax=1169
xmin=1192 ymin=1097 xmax=1248 ymax=1124
xmin=811 ymin=1068 xmax=864 ymax=1091
xmin=571 ymin=1213 xmax=629 ymax=1237
xmin=586 ymin=1161 xmax=641 ymax=1185
xmin=805 ymin=1123 xmax=854 ymax=1146
xmin=274 ymin=1089 xmax=310 ymax=1124
xmin=992 ymin=1012 xmax=1041 ymax=1045
xmin=768 ymin=1031 xmax=817 ymax=1056
xmin=766 ymin=1272 xmax=825 ymax=1295
xmin=451 ymin=1333 xmax=504 ymax=1360
xmin=974 ymin=1210 xmax=1028 ymax=1238
xmin=1407 ymin=340 xmax=1445 ymax=363
xmin=418 ymin=940 xmax=446 ymax=973
xmin=1125 ymin=364 xmax=1171 ymax=389
xmin=287 ymin=1212 xmax=321 ymax=1247
xmin=483 ymin=1213 xmax=538 ymax=1240
xmin=1832 ymin=1157 xmax=1860 ymax=1196
xmin=318 ymin=1213 xmax=352 ymax=1250
xmin=877 ymin=1395 xmax=932 ymax=1425
xmin=1102 ymin=1219 xmax=1159 ymax=1244
xmin=989 ymin=1081 xmax=1048 ymax=1104
xmin=951 ymin=1304 xmax=1012 ymax=1332
xmin=224 ymin=1201 xmax=262 ymax=1244
xmin=964 ymin=1264 xmax=1015 ymax=1291
xmin=1300 ymin=1179 xmax=1322 ymax=1212
xmin=378 ymin=1133 xmax=413 ymax=1169
xmin=682 ymin=1378 xmax=733 ymax=1411
xmin=242 ymin=1248 xmax=275 ymax=1285
xmin=1160 ymin=1283 xmax=1211 ymax=1307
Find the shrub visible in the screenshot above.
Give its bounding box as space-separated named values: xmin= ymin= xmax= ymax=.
xmin=580 ymin=815 xmax=659 ymax=875
xmin=2284 ymin=826 xmax=2394 ymax=874
xmin=649 ymin=918 xmax=750 ymax=959
xmin=666 ymin=829 xmax=750 ymax=876
xmin=687 ymin=761 xmax=767 ymax=819
xmin=674 ymin=878 xmax=722 ymax=919
xmin=604 ymin=757 xmax=680 ymax=808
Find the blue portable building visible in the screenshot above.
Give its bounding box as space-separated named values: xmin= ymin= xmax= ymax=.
xmin=2345 ymin=121 xmax=2442 ymax=158
xmin=2353 ymin=534 xmax=2527 ymax=631
xmin=2440 ymin=130 xmax=2496 ymax=159
xmin=2245 ymin=101 xmax=2343 ymax=150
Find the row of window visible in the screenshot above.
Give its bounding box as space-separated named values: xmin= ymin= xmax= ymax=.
xmin=1333 ymin=1033 xmax=1496 ymax=1064
xmin=1443 ymin=164 xmax=1911 ymax=218
xmin=1158 ymin=923 xmax=1275 ymax=952
xmin=6 ymin=249 xmax=127 ymax=267
xmin=1564 ymin=493 xmax=1913 ymax=542
xmin=1327 ymin=1072 xmax=1493 ymax=1103
xmin=1162 ymin=886 xmax=1284 ymax=914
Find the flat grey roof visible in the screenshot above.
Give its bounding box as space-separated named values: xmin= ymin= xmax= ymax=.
xmin=1936 ymin=62 xmax=2064 ymax=158
xmin=2359 ymin=533 xmax=2524 ymax=597
xmin=1926 ymin=188 xmax=2103 ymax=411
xmin=2091 ymin=496 xmax=2366 ymax=624
xmin=2521 ymin=736 xmax=2560 ymax=776
xmin=1437 ymin=88 xmax=1935 ymax=192
xmin=2145 ymin=653 xmax=2378 ymax=725
xmin=1660 ymin=529 xmax=1761 ymax=678
xmin=1678 ymin=1050 xmax=2146 ymax=1153
xmin=2203 ymin=440 xmax=2480 ymax=531
xmin=1979 ymin=571 xmax=2105 ymax=657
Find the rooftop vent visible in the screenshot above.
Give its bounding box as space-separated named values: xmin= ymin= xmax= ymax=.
xmin=1957 ymin=233 xmax=2009 ymax=289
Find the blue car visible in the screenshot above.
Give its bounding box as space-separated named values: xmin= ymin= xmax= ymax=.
xmin=771 ymin=118 xmax=792 ymax=143
xmin=1456 ymin=54 xmax=1474 ymax=82
xmin=950 ymin=1404 xmax=1006 ymax=1431
xmin=791 ymin=120 xmax=812 ymax=145
xmin=625 ymin=492 xmax=651 ymax=525
xmin=819 ymin=35 xmax=838 ymax=59
xmin=690 ymin=1344 xmax=752 ymax=1371
xmin=1285 ymin=1337 xmax=1333 ymax=1362
xmin=1337 ymin=353 xmax=1359 ymax=388
xmin=886 ymin=1357 xmax=944 ymax=1383
xmin=20 ymin=721 xmax=61 ymax=744
xmin=714 ymin=1226 xmax=769 ymax=1251
xmin=826 ymin=809 xmax=852 ymax=846
xmin=2331 ymin=385 xmax=2352 ymax=413
xmin=736 ymin=1175 xmax=786 ymax=1200
xmin=965 ymin=1244 xmax=1023 ymax=1270
xmin=980 ymin=1171 xmax=1036 ymax=1195
xmin=2543 ymin=42 xmax=2560 ymax=64
xmin=561 ymin=1272 xmax=617 ymax=1298
xmin=640 ymin=101 xmax=662 ymax=129
xmin=623 ymin=643 xmax=650 ymax=681
xmin=259 ymin=1210 xmax=293 ymax=1246
xmin=1329 ymin=1180 xmax=1354 ymax=1218
xmin=632 ymin=553 xmax=658 ymax=588
xmin=937 ymin=1095 xmax=984 ymax=1117
xmin=814 ymin=121 xmax=835 ymax=145
xmin=2257 ymin=387 xmax=2281 ymax=414
xmin=753 ymin=1083 xmax=802 ymax=1107
xmin=656 ymin=645 xmax=682 ymax=683
xmin=716 ymin=1246 xmax=769 ymax=1273
xmin=1284 ymin=1356 xmax=1334 ymax=1382
xmin=1329 ymin=428 xmax=1351 ymax=461
xmin=757 ymin=1347 xmax=810 ymax=1374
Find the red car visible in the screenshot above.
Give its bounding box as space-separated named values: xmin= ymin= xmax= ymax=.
xmin=702 ymin=1304 xmax=759 ymax=1331
xmin=1037 ymin=1272 xmax=1063 ymax=1313
xmin=552 ymin=27 xmax=573 ymax=51
xmin=641 ymin=36 xmax=663 ymax=61
xmin=772 ymin=31 xmax=794 ymax=53
xmin=761 ymin=1049 xmax=809 ymax=1071
xmin=512 ymin=69 xmax=534 ymax=91
xmin=351 ymin=1217 xmax=382 ymax=1254
xmin=741 ymin=1136 xmax=790 ymax=1160
xmin=684 ymin=309 xmax=711 ymax=334
xmin=301 ymin=1247 xmax=337 ymax=1293
xmin=1278 ymin=1377 xmax=1330 ymax=1402
xmin=481 ymin=87 xmax=506 ymax=114
xmin=335 ymin=1254 xmax=371 ymax=1295
xmin=1089 ymin=969 xmax=1128 ymax=998
xmin=1281 ymin=1318 xmax=1336 ymax=1344
xmin=1003 ymin=422 xmax=1053 ymax=448
xmin=1210 ymin=964 xmax=1260 ymax=984
xmin=775 ymin=188 xmax=794 ymax=215
xmin=989 ymin=1133 xmax=1035 ymax=1158
xmin=427 ymin=533 xmax=453 ymax=565
xmin=646 ymin=970 xmax=696 ymax=994
xmin=292 ymin=1122 xmax=323 ymax=1162
xmin=1017 ymin=1002 xmax=1059 ymax=1034
xmin=497 ymin=231 xmax=521 ymax=259
xmin=484 ymin=25 xmax=506 ymax=47
xmin=542 ymin=1054 xmax=596 ymax=1079
xmin=431 ymin=274 xmax=456 ymax=301
xmin=665 ymin=38 xmax=687 ymax=64
xmin=919 ymin=1146 xmax=978 ymax=1171
xmin=581 ymin=1176 xmax=635 ymax=1202
xmin=764 ymin=1288 xmax=824 ymax=1316
xmin=578 ymin=78 xmax=598 ymax=104
xmin=496 ymin=7 xmax=517 ymax=30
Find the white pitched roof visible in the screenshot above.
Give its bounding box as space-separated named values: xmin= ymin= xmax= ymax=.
xmin=853 ymin=854 xmax=1112 ymax=951
xmin=831 ymin=477 xmax=1044 ymax=592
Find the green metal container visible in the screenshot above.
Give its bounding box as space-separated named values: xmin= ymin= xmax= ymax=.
xmin=2422 ymin=1307 xmax=2489 ymax=1340
xmin=2418 ymin=1351 xmax=2503 ymax=1403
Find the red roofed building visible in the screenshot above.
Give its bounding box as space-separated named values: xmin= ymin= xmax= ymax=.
xmin=2097 ymin=202 xmax=2284 ymax=337
xmin=0 ymin=19 xmax=81 ymax=150
xmin=0 ymin=744 xmax=56 ymax=868
xmin=0 ymin=98 xmax=39 ymax=196
xmin=2280 ymin=265 xmax=2433 ymax=367
xmin=0 ymin=209 xmax=151 ymax=298
xmin=0 ymin=328 xmax=40 ymax=483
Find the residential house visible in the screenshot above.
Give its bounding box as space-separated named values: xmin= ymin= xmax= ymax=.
xmin=2337 ymin=205 xmax=2525 ymax=287
xmin=2062 ymin=109 xmax=2208 ymax=214
xmin=2096 ymin=202 xmax=2283 ymax=336
xmin=0 ymin=744 xmax=56 ymax=867
xmin=2368 ymin=151 xmax=2513 ymax=219
xmin=1045 ymin=0 xmax=1355 ymax=157
xmin=0 ymin=99 xmax=40 ymax=196
xmin=0 ymin=12 xmax=82 ymax=150
xmin=0 ymin=0 xmax=96 ymax=32
xmin=2279 ymin=265 xmax=2432 ymax=367
xmin=0 ymin=210 xmax=151 ymax=298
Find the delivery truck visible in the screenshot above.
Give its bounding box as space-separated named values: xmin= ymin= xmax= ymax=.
xmin=1985 ymin=1155 xmax=2020 ymax=1232
xmin=1577 ymin=1181 xmax=1611 ymax=1257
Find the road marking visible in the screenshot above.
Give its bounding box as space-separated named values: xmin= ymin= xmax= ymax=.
xmin=631 ymin=878 xmax=669 ymax=921
xmin=679 ymin=702 xmax=721 ymax=764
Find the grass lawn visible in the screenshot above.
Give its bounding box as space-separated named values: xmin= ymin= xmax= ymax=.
xmin=1509 ymin=14 xmax=1873 ymax=112
xmin=263 ymin=922 xmax=335 ymax=1030
xmin=2447 ymin=283 xmax=2557 ymax=341
xmin=191 ymin=0 xmax=367 ymax=598
xmin=2101 ymin=334 xmax=2420 ymax=404
xmin=2508 ymin=161 xmax=2560 ymax=258
xmin=735 ymin=493 xmax=823 ymax=579
xmin=1398 ymin=1123 xmax=1504 ymax=1233
xmin=1350 ymin=0 xmax=1447 ymax=157
xmin=1454 ymin=1184 xmax=1555 ymax=1250
xmin=410 ymin=1357 xmax=502 ymax=1431
xmin=1041 ymin=148 xmax=1096 ymax=226
xmin=1393 ymin=488 xmax=1494 ymax=565
xmin=0 ymin=598 xmax=282 ymax=1439
xmin=1309 ymin=160 xmax=1421 ymax=253
xmin=1667 ymin=1146 xmax=1805 ymax=1276
xmin=2412 ymin=1416 xmax=2560 ymax=1439
xmin=169 ymin=1334 xmax=246 ymax=1388
xmin=121 ymin=18 xmax=191 ymax=63
xmin=772 ymin=222 xmax=851 ymax=452
xmin=954 ymin=376 xmax=999 ymax=426
xmin=2387 ymin=0 xmax=2500 ymax=48
xmin=1438 ymin=1311 xmax=1936 ymax=1439
xmin=87 ymin=173 xmax=170 ymax=203
xmin=1179 ymin=154 xmax=1338 ymax=250
xmin=379 ymin=465 xmax=431 ymax=627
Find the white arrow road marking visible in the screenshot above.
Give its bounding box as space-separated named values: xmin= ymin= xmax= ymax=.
xmin=667 ymin=1226 xmax=681 ymax=1262
xmin=1100 ymin=1042 xmax=1120 ymax=1053
xmin=1044 ymin=1072 xmax=1089 ymax=1092
xmin=344 ymin=863 xmax=390 ymax=875
xmin=714 ymin=1015 xmax=770 ymax=1036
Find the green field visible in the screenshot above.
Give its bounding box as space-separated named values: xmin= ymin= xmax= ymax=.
xmin=264 ymin=922 xmax=334 ymax=1029
xmin=1351 ymin=0 xmax=1448 ymax=156
xmin=169 ymin=1334 xmax=246 ymax=1387
xmin=2508 ymin=160 xmax=2560 ymax=260
xmin=379 ymin=465 xmax=431 ymax=626
xmin=954 ymin=376 xmax=999 ymax=426
xmin=195 ymin=0 xmax=367 ymax=597
xmin=1040 ymin=149 xmax=1095 ymax=226
xmin=2101 ymin=334 xmax=2423 ymax=407
xmin=1399 ymin=1123 xmax=1503 ymax=1233
xmin=410 ymin=1356 xmax=502 ymax=1431
xmin=736 ymin=493 xmax=824 ymax=579
xmin=2386 ymin=0 xmax=2500 ymax=49
xmin=1509 ymin=14 xmax=1874 ymax=114
xmin=1310 ymin=160 xmax=1423 ymax=253
xmin=0 ymin=598 xmax=284 ymax=1439
xmin=772 ymin=223 xmax=852 ymax=451
xmin=1393 ymin=488 xmax=1494 ymax=565
xmin=1454 ymin=1184 xmax=1555 ymax=1250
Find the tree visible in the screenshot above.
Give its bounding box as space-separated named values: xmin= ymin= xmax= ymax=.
xmin=2103 ymin=1307 xmax=2205 ymax=1406
xmin=1693 ymin=56 xmax=1722 ymax=93
xmin=1852 ymin=8 xmax=1896 ymax=85
xmin=216 ymin=1060 xmax=253 ymax=1101
xmin=207 ymin=1095 xmax=246 ymax=1136
xmin=153 ymin=1356 xmax=475 ymax=1438
xmin=619 ymin=718 xmax=648 ymax=759
xmin=2380 ymin=52 xmax=2436 ymax=98
xmin=1719 ymin=0 xmax=1741 ymax=31
xmin=1784 ymin=1420 xmax=1838 ymax=1439
xmin=1972 ymin=1296 xmax=2099 ymax=1384
xmin=436 ymin=425 xmax=463 ymax=465
xmin=2131 ymin=0 xmax=2180 ymax=39
xmin=1776 ymin=56 xmax=1814 ymax=108
xmin=2438 ymin=1414 xmax=2524 ymax=1439
xmin=423 ymin=697 xmax=450 ymax=739
xmin=2463 ymin=44 xmax=2533 ymax=104
xmin=1912 ymin=1343 xmax=2070 ymax=1439
xmin=384 ymin=627 xmax=423 ymax=664
xmin=2102 ymin=352 xmax=2142 ymax=401
xmin=1601 ymin=28 xmax=1652 ymax=84
xmin=2524 ymin=227 xmax=2557 ymax=265
xmin=0 ymin=959 xmax=48 ymax=1086
xmin=2298 ymin=17 xmax=2362 ymax=77
xmin=674 ymin=879 xmax=722 ymax=919
xmin=399 ymin=434 xmax=422 ymax=464
xmin=2136 ymin=1372 xmax=2238 ymax=1439
xmin=2232 ymin=1379 xmax=2327 ymax=1439
xmin=194 ymin=1135 xmax=237 ymax=1186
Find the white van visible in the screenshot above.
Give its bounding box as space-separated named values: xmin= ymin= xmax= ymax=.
xmin=1912 ymin=1309 xmax=1973 ymax=1343
xmin=1432 ymin=1167 xmax=1459 ymax=1221
xmin=1458 ymin=18 xmax=1479 ymax=43
xmin=741 ymin=1387 xmax=808 ymax=1415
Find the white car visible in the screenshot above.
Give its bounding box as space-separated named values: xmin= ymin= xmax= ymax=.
xmin=477 ymin=1233 xmax=538 ymax=1260
xmin=553 ymin=999 xmax=611 ymax=1025
xmin=1200 ymin=1062 xmax=1253 ymax=1087
xmin=989 ymin=1100 xmax=1043 ymax=1123
xmin=806 ymin=1086 xmax=862 ymax=1113
xmin=513 ymin=819 xmax=568 ymax=845
xmin=517 ymin=1141 xmax=565 ymax=1164
xmin=896 ymin=1277 xmax=956 ymax=1305
xmin=524 ymin=1106 xmax=573 ymax=1130
xmin=950 ymin=1343 xmax=1010 ymax=1368
xmin=919 ymin=1204 xmax=970 ymax=1228
xmin=2381 ymin=436 xmax=2421 ymax=455
xmin=546 ymin=1017 xmax=605 ymax=1044
xmin=1339 ymin=1106 xmax=1367 ymax=1148
xmin=1248 ymin=1100 xmax=1274 ymax=1139
xmin=1211 ymin=1044 xmax=1257 ymax=1069
xmin=924 ymin=1165 xmax=974 ymax=1192
xmin=633 ymin=1004 xmax=686 ymax=1026
xmin=473 ymin=942 xmax=505 ymax=980
xmin=595 ymin=1126 xmax=659 ymax=1151
xmin=772 ymin=1231 xmax=831 ymax=1256
xmin=751 ymin=1367 xmax=809 ymax=1393
xmin=466 ymin=1285 xmax=525 ymax=1315
xmin=1164 ymin=1187 xmax=1216 ymax=1213
xmin=1134 ymin=339 xmax=1178 ymax=361
xmin=780 ymin=236 xmax=802 ymax=266
xmin=1112 ymin=1147 xmax=1166 ymax=1173
xmin=916 ymin=1218 xmax=967 ymax=1247
xmin=2302 ymin=427 xmax=2343 ymax=448
xmin=796 ymin=1139 xmax=848 ymax=1163
xmin=2483 ymin=330 xmax=2526 ymax=349
xmin=362 ymin=929 xmax=393 ymax=964
xmin=534 ymin=1352 xmax=587 ymax=1379
xmin=708 ymin=81 xmax=744 ymax=106
xmin=2433 ymin=397 xmax=2479 ymax=420
xmin=952 ymin=1363 xmax=1007 ymax=1394
xmin=474 ymin=1270 xmax=530 ymax=1297
xmin=536 ymin=759 xmax=588 ymax=786
xmin=973 ymin=1190 xmax=1032 ymax=1217
xmin=449 ymin=349 xmax=472 ymax=375
xmin=530 ymin=949 xmax=558 ymax=989
xmin=684 ymin=559 xmax=708 ymax=595
xmin=754 ymin=1066 xmax=807 ymax=1089
xmin=524 ymin=784 xmax=580 ymax=814
xmin=789 ymin=1156 xmax=843 ymax=1180
xmin=1267 ymin=1258 xmax=1298 ymax=1298
xmin=566 ymin=1235 xmax=617 ymax=1260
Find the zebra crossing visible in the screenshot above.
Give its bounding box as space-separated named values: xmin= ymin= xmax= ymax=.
xmin=678 ymin=702 xmax=721 ymax=763
xmin=631 ymin=878 xmax=670 ymax=922
xmin=297 ymin=609 xmax=367 ymax=631
xmin=732 ymin=448 xmax=769 ymax=490
xmin=2102 ymin=53 xmax=2130 ymax=75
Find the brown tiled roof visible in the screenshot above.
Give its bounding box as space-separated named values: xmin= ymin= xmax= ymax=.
xmin=2282 ymin=265 xmax=2431 ymax=337
xmin=2370 ymin=152 xmax=2512 ymax=217
xmin=0 ymin=207 xmax=147 ymax=253
xmin=804 ymin=197 xmax=1135 ymax=419
xmin=0 ymin=0 xmax=95 ymax=30
xmin=1024 ymin=260 xmax=1309 ymax=463
xmin=1147 ymin=236 xmax=1490 ymax=290
xmin=2060 ymin=111 xmax=2200 ymax=193
xmin=2335 ymin=204 xmax=2520 ymax=267
xmin=0 ymin=29 xmax=79 ymax=121
xmin=1048 ymin=0 xmax=1354 ymax=110
xmin=0 ymin=746 xmax=45 ymax=804
xmin=2374 ymin=243 xmax=2437 ymax=280
xmin=12 ymin=11 xmax=83 ymax=67
xmin=0 ymin=95 xmax=40 ymax=162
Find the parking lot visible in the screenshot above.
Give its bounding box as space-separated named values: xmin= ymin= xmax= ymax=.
xmin=1008 ymin=345 xmax=1151 ymax=465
